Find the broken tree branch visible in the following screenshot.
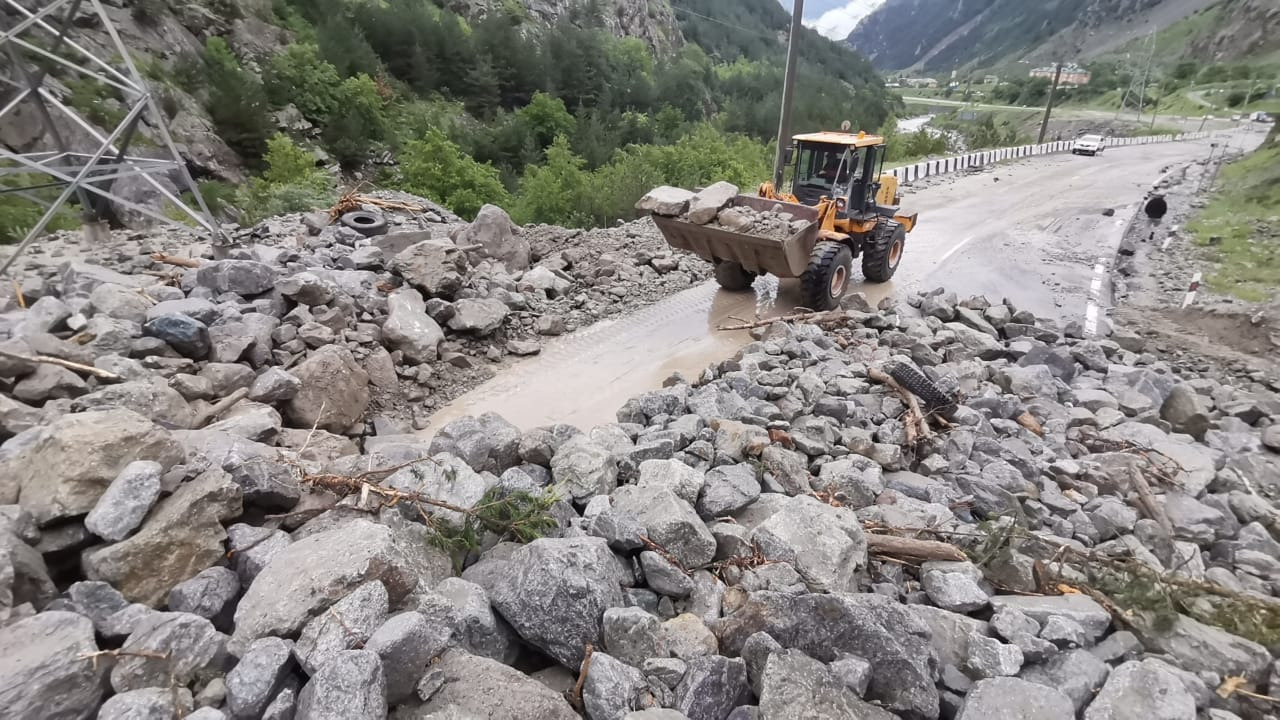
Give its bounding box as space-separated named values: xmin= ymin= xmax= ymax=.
xmin=77 ymin=649 xmax=169 ymax=670
xmin=866 ymin=533 xmax=967 ymax=562
xmin=1129 ymin=467 xmax=1177 ymax=567
xmin=569 ymin=643 xmax=595 ymax=712
xmin=150 ymin=252 xmax=203 ymax=268
xmin=867 ymin=366 xmax=932 ymax=442
xmin=716 ymin=309 xmax=850 ymax=331
xmin=0 ymin=349 xmax=122 ymax=381
xmin=192 ymin=387 xmax=250 ymax=428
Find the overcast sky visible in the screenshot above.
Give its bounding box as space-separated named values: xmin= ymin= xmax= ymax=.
xmin=782 ymin=0 xmax=887 ymax=40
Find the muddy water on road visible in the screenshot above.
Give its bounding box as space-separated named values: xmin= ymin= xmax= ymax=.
xmin=422 ymin=137 xmax=1227 ymax=433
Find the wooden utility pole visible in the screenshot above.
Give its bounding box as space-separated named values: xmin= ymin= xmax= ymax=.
xmin=772 ymin=0 xmax=805 ymax=189
xmin=1038 ymin=63 xmax=1063 ymax=144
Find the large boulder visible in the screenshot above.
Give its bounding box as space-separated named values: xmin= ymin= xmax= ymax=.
xmin=750 ymin=495 xmax=867 ymax=593
xmin=195 ymin=260 xmax=276 ymax=295
xmin=83 ymin=467 xmax=243 ymax=606
xmin=0 ymin=530 xmax=57 ymax=609
xmin=636 ymin=186 xmax=694 ymax=217
xmin=686 ymin=182 xmax=739 ymax=225
xmin=89 ymin=283 xmax=151 ymax=324
xmin=383 ymin=288 xmax=445 ymax=364
xmin=758 ymin=648 xmax=896 ymax=719
xmin=230 ymin=519 xmax=451 ymax=654
xmin=2 ymin=408 xmax=183 ymax=523
xmin=957 ymin=677 xmax=1075 ymax=720
xmin=459 ymin=204 xmax=530 ymax=272
xmin=0 ymin=612 xmax=107 ymax=720
xmin=488 ymin=536 xmax=626 ymax=668
xmin=72 ymin=378 xmax=195 ymax=429
xmin=392 ymin=235 xmax=467 ymax=299
xmin=612 ymin=484 xmax=716 ymax=568
xmin=143 ymin=313 xmax=211 ymax=358
xmin=673 ymin=655 xmax=751 ymax=720
xmin=714 ymin=592 xmax=938 ymax=718
xmin=1082 ymin=659 xmax=1195 ymax=720
xmin=111 ymin=611 xmax=224 ymax=692
xmin=295 ymin=649 xmax=386 ymax=720
xmin=988 ymin=594 xmax=1111 ymax=642
xmin=411 ymin=648 xmax=578 ymax=719
xmin=1132 ymin=613 xmax=1271 ymax=680
xmin=226 ymin=636 xmax=295 ymax=719
xmin=83 ymin=460 xmax=163 ymax=542
xmin=552 ymin=436 xmax=620 ymax=501
xmin=447 ymin=298 xmax=509 ymax=335
xmin=427 ymin=413 xmax=521 ymax=475
xmin=282 ymin=345 xmax=370 ymax=433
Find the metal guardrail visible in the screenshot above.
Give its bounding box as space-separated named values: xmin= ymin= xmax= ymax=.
xmin=889 ymin=132 xmax=1218 ymax=184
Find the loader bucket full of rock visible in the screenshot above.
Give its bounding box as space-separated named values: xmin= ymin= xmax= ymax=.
xmin=638 ymin=184 xmax=821 ymax=279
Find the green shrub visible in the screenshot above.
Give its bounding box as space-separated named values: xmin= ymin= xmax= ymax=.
xmin=1 ymin=173 xmax=82 ymax=244
xmin=393 ymin=129 xmax=511 ymax=220
xmin=64 ymin=77 xmax=127 ymax=130
xmin=511 ymin=136 xmax=591 ymax=226
xmin=265 ymin=44 xmax=342 ymax=124
xmin=199 ymin=38 xmax=274 ymax=163
xmin=323 ymin=74 xmax=389 ymax=169
xmin=236 ymin=134 xmax=333 ymax=223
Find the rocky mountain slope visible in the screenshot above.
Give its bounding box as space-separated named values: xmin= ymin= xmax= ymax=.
xmin=846 ymin=0 xmax=1231 ymax=71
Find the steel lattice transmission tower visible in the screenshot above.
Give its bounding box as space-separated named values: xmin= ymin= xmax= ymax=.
xmin=0 ymin=0 xmax=222 ymax=276
xmin=1114 ymin=30 xmax=1156 ymax=121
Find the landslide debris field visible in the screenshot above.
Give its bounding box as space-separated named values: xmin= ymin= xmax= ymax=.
xmin=0 ymin=182 xmax=1279 ymax=720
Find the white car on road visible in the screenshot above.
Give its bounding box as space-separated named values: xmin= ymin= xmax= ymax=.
xmin=1072 ymin=134 xmax=1106 ymax=156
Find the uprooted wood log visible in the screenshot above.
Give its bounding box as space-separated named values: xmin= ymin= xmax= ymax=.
xmin=866 ymin=533 xmax=967 ymax=562
xmin=150 ymin=252 xmax=203 ymax=268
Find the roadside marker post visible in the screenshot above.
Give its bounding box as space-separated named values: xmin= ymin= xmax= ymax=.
xmin=1181 ymin=272 xmax=1202 ymax=309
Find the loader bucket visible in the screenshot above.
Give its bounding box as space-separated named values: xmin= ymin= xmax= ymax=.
xmin=650 ymin=195 xmax=820 ymax=279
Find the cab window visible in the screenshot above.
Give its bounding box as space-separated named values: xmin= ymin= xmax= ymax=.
xmin=795 ymin=144 xmax=861 ymax=194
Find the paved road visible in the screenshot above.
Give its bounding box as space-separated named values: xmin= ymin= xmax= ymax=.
xmin=422 ymin=134 xmax=1249 ymax=434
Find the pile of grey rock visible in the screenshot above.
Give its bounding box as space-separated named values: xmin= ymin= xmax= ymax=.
xmin=1 ymin=274 xmax=1278 ymax=719
xmin=636 ymin=183 xmax=808 ymax=243
xmin=0 ymin=193 xmax=707 ymax=432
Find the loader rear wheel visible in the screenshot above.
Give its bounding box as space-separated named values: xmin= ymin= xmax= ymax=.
xmin=713 ymin=260 xmax=756 ymax=291
xmin=863 ymin=221 xmax=905 ymax=282
xmin=801 ymin=241 xmax=853 ymax=311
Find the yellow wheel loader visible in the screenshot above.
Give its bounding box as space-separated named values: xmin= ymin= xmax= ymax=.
xmin=649 ymin=129 xmax=918 ymax=311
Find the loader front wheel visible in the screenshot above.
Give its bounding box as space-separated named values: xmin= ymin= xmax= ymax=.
xmin=713 ymin=260 xmax=756 ymax=291
xmin=801 ymin=241 xmax=853 ymax=311
xmin=863 ymin=221 xmax=905 ymax=282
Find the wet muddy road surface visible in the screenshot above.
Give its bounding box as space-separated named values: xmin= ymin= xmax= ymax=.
xmin=424 ymin=136 xmax=1234 ymax=433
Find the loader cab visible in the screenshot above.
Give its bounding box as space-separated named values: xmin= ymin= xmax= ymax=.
xmin=789 ymin=131 xmax=887 ymax=217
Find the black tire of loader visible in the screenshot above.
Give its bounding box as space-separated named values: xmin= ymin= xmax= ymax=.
xmin=886 ymin=361 xmax=956 ymax=413
xmin=801 ymin=241 xmax=853 ymax=311
xmin=713 ymin=260 xmax=756 ymax=291
xmin=862 ymin=221 xmax=905 ymax=282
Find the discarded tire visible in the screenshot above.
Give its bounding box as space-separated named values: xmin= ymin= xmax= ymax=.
xmin=713 ymin=260 xmax=756 ymax=291
xmin=886 ymin=361 xmax=957 ymax=413
xmin=340 ymin=210 xmax=388 ymax=237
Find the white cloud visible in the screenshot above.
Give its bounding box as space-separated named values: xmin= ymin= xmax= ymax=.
xmin=802 ymin=0 xmax=887 ymax=40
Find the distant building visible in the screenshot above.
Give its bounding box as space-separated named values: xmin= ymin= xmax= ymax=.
xmin=904 ymin=78 xmax=939 ymax=88
xmin=1030 ymin=63 xmax=1090 ymax=85
xmin=983 ymin=74 xmax=999 ymax=85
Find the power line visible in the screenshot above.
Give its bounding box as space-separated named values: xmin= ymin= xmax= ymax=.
xmin=669 ymin=4 xmax=786 ymax=43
